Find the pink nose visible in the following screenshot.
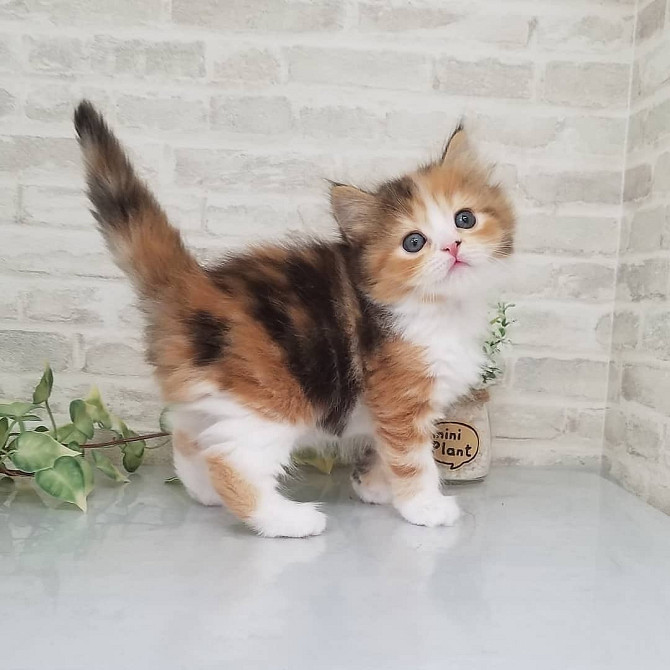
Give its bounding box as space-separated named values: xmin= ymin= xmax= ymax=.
xmin=442 ymin=241 xmax=461 ymax=258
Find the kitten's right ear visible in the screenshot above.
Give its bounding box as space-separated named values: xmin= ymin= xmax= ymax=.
xmin=330 ymin=183 xmax=378 ymax=242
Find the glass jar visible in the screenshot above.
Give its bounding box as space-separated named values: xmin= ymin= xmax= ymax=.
xmin=432 ymin=389 xmax=491 ymax=482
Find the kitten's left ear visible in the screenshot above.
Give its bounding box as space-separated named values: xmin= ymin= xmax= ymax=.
xmin=330 ymin=182 xmax=378 ymax=243
xmin=441 ymin=122 xmax=471 ymax=163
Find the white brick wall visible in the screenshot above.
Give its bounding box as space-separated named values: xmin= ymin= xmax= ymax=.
xmin=605 ymin=0 xmax=670 ymax=514
xmin=0 ymin=0 xmax=653 ymax=472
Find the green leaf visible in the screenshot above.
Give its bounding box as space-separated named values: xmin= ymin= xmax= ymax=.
xmin=34 ymin=456 xmax=88 ymax=511
xmin=56 ymin=423 xmax=89 ymax=446
xmin=68 ymin=441 xmax=83 ymax=453
xmin=80 ymin=457 xmax=95 ymax=495
xmin=69 ymin=400 xmax=94 ymax=439
xmin=159 ymin=407 xmax=172 ymax=434
xmin=9 ymin=432 xmax=80 ymax=473
xmin=32 ymin=364 xmax=54 ymax=404
xmin=85 ymin=387 xmax=112 ymax=429
xmin=121 ymin=438 xmax=145 ymax=473
xmin=0 ymin=417 xmax=8 ymax=448
xmin=164 ymin=475 xmax=181 ymax=484
xmin=0 ymin=402 xmax=36 ymax=419
xmin=292 ymin=449 xmax=336 ymax=475
xmin=92 ymin=450 xmax=129 ymax=483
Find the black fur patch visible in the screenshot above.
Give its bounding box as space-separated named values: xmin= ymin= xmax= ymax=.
xmin=378 ymin=176 xmax=415 ymax=215
xmin=187 ymin=311 xmax=229 ymax=366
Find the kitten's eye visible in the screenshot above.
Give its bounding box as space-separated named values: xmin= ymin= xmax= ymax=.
xmin=402 ymin=232 xmax=426 ymax=253
xmin=455 ymin=209 xmax=476 ymax=229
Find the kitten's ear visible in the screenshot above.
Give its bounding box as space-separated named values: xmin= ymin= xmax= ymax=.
xmin=441 ymin=122 xmax=471 ymax=163
xmin=330 ymin=183 xmax=378 ymax=242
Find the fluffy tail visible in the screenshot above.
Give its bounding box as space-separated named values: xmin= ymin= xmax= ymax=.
xmin=74 ymin=100 xmax=198 ymax=298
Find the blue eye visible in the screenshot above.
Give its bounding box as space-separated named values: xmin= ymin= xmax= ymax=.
xmin=402 ymin=232 xmax=426 ymax=253
xmin=455 ymin=209 xmax=476 ymax=229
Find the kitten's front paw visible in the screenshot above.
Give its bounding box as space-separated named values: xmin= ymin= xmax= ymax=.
xmin=351 ymin=472 xmax=393 ymax=505
xmin=395 ymin=493 xmax=460 ymax=527
xmin=251 ymin=502 xmax=327 ymax=538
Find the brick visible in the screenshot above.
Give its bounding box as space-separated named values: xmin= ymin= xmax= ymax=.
xmin=653 ymin=152 xmax=670 ymax=195
xmin=636 ymin=0 xmax=666 ymax=40
xmin=210 ymin=46 xmax=281 ymax=86
xmin=624 ymin=412 xmax=663 ymax=463
xmin=0 ymin=0 xmax=164 ymax=25
xmin=84 ymin=339 xmax=150 ymax=376
xmin=627 ymin=108 xmax=646 ymax=150
xmin=566 ymin=409 xmax=605 ymax=441
xmin=297 ymin=105 xmax=385 ymax=140
xmin=0 ymin=136 xmax=80 ymax=180
xmin=287 ymin=47 xmax=431 ymax=91
xmin=489 ymin=403 xmax=565 ymax=440
xmin=385 ymin=109 xmax=461 ymax=145
xmin=622 ymin=363 xmax=670 ymax=414
xmin=511 ymin=303 xmax=610 ymax=352
xmin=506 ymin=258 xmax=615 ymax=302
xmin=604 ymin=407 xmax=625 ymax=448
xmin=542 ymin=62 xmax=629 ymax=108
xmin=172 ymin=0 xmax=343 ymax=30
xmin=358 ymin=5 xmax=530 ymax=45
xmin=515 ymin=214 xmax=619 ymax=256
xmin=617 ymin=259 xmax=670 ymax=302
xmin=91 ymin=37 xmax=205 ymax=79
xmin=536 ymin=15 xmax=633 ymax=52
xmin=623 ymin=163 xmax=652 ymax=202
xmin=626 ymin=206 xmax=665 ymax=252
xmin=210 ymin=96 xmax=292 ymax=134
xmin=645 ymin=97 xmax=670 ymax=146
xmin=0 ymin=184 xmax=18 ymax=224
xmin=514 ymin=357 xmax=608 ymax=400
xmin=0 ymin=88 xmax=16 ymax=117
xmin=472 ymin=114 xmax=561 ymax=148
xmin=174 ymin=149 xmax=335 ymax=192
xmin=559 ymin=116 xmax=626 ymax=156
xmin=664 ymin=207 xmax=670 ymax=249
xmin=648 ymin=472 xmax=670 ymax=515
xmin=637 ymin=39 xmax=670 ymax=98
xmin=25 ymin=85 xmax=110 ymax=122
xmin=21 ymin=186 xmax=93 ymax=228
xmin=434 ymin=57 xmax=533 ymax=99
xmin=204 ymin=200 xmax=294 ymax=238
xmin=0 ymin=34 xmax=20 ymax=73
xmin=1 ymin=228 xmax=120 ymax=278
xmin=606 ymin=455 xmax=651 ymax=498
xmin=0 ymin=278 xmax=19 ymax=319
xmin=641 ymin=309 xmax=670 ymax=360
xmin=24 ymin=35 xmax=88 ymax=74
xmin=24 ymin=286 xmax=104 ymax=324
xmin=610 ymin=310 xmax=640 ymax=350
xmin=523 ymin=169 xmax=622 ymax=204
xmin=0 ymin=330 xmax=72 ymax=373
xmin=116 ymin=94 xmax=207 ymax=132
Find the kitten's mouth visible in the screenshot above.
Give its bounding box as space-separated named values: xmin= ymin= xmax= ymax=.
xmin=448 ymin=259 xmax=469 ymax=273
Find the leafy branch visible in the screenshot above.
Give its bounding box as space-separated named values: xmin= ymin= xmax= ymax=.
xmin=480 ymin=302 xmax=515 ymax=386
xmin=0 ymin=364 xmax=170 ymax=510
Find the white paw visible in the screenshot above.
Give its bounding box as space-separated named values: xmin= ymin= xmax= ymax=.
xmin=251 ymin=502 xmax=327 ymax=538
xmin=395 ymin=493 xmax=460 ymax=527
xmin=351 ymin=475 xmax=393 ymax=505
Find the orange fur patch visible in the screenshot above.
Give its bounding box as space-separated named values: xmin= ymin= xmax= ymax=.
xmin=206 ymin=454 xmax=258 ymax=520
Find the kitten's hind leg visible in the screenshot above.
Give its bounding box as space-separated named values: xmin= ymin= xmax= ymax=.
xmin=177 ymin=396 xmax=326 ymax=538
xmin=351 ymin=445 xmax=393 ymax=505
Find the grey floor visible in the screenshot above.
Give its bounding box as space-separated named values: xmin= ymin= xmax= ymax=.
xmin=1 ymin=466 xmax=669 ymax=670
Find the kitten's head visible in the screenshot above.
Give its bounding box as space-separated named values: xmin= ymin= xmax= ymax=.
xmin=331 ymin=126 xmax=515 ymax=304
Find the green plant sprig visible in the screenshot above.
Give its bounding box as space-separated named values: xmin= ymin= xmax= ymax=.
xmin=480 ymin=302 xmax=515 ymax=386
xmin=0 ymin=364 xmax=169 ymax=510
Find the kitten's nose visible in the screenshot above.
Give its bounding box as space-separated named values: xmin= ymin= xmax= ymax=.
xmin=442 ymin=241 xmax=461 ymax=258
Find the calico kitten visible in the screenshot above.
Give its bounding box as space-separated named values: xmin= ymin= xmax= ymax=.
xmin=74 ymin=100 xmax=514 ymax=538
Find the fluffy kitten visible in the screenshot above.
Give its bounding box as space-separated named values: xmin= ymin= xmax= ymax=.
xmin=74 ymin=100 xmax=514 ymax=538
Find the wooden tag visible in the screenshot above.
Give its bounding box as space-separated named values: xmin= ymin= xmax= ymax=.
xmin=432 ymin=421 xmax=479 ymax=470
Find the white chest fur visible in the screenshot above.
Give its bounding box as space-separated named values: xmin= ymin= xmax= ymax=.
xmin=391 ymin=298 xmax=487 ymax=412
